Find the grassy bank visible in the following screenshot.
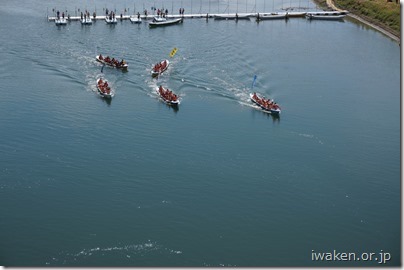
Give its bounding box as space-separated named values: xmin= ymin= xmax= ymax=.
xmin=315 ymin=0 xmax=400 ymax=37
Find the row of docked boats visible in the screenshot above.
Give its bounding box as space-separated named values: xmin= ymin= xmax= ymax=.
xmin=213 ymin=11 xmax=347 ymax=21
xmin=55 ymin=10 xmax=348 ymax=26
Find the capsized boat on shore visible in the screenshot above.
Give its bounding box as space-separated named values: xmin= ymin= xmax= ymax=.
xmin=156 ymin=85 xmax=180 ymax=106
xmin=250 ymin=92 xmax=281 ymax=115
xmin=96 ymin=55 xmax=128 ymax=70
xmin=151 ymin=59 xmax=169 ymax=77
xmin=96 ymin=78 xmax=114 ymax=98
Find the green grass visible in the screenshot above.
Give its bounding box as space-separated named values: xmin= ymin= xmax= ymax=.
xmin=335 ymin=0 xmax=400 ymax=35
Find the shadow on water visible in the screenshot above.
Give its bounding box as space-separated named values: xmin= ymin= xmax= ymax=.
xmin=166 ymin=103 xmax=179 ymax=113
xmin=100 ymin=96 xmax=112 ymax=106
xmin=251 ymin=108 xmax=280 ymax=123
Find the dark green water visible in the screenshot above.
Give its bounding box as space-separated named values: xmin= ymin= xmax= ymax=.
xmin=0 ymin=0 xmax=400 ymax=266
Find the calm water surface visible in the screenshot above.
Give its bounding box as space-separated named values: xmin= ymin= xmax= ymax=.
xmin=0 ymin=0 xmax=400 ymax=266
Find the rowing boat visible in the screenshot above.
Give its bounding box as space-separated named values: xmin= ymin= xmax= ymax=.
xmin=250 ymin=93 xmax=281 ymax=115
xmin=156 ymin=86 xmax=180 ymax=106
xmin=96 ymin=55 xmax=128 ymax=70
xmin=96 ymin=78 xmax=114 ymax=99
xmin=151 ymin=59 xmax=169 ymax=77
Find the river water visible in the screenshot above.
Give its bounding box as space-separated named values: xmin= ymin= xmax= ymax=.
xmin=0 ymin=0 xmax=400 ymax=266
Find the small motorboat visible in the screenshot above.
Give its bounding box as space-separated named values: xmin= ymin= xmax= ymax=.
xmin=156 ymin=85 xmax=180 ymax=106
xmin=151 ymin=59 xmax=170 ymax=77
xmin=96 ymin=78 xmax=114 ymax=98
xmin=149 ymin=17 xmax=183 ymax=27
xmin=130 ymin=16 xmax=142 ymax=23
xmin=96 ymin=55 xmax=128 ymax=70
xmin=55 ymin=17 xmax=67 ymax=25
xmin=81 ymin=17 xmax=93 ymax=25
xmin=250 ymin=92 xmax=281 ymax=115
xmin=105 ymin=16 xmax=118 ymax=24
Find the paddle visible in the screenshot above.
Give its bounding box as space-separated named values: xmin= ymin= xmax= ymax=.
xmin=252 ymin=74 xmax=257 ymax=89
xmin=169 ymin=47 xmax=178 ymax=58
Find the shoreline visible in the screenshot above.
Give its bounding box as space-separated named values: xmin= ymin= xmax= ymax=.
xmin=322 ymin=0 xmax=400 ymax=43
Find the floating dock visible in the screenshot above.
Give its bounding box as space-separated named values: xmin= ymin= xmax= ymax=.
xmin=47 ymin=12 xmax=310 ymax=22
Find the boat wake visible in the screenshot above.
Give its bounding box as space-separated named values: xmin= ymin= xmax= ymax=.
xmin=44 ymin=240 xmax=183 ymax=266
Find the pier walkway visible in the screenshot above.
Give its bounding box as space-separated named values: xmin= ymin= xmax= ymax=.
xmin=48 ymin=12 xmax=305 ymax=21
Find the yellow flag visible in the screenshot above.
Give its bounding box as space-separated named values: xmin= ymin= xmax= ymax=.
xmin=169 ymin=47 xmax=178 ymax=58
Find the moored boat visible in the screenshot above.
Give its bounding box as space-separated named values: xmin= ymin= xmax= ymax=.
xmin=80 ymin=17 xmax=92 ymax=25
xmin=156 ymin=85 xmax=180 ymax=106
xmin=105 ymin=16 xmax=117 ymax=24
xmin=130 ymin=16 xmax=142 ymax=23
xmin=96 ymin=78 xmax=114 ymax=98
xmin=96 ymin=55 xmax=128 ymax=70
xmin=250 ymin=92 xmax=281 ymax=115
xmin=149 ymin=17 xmax=183 ymax=27
xmin=55 ymin=17 xmax=67 ymax=25
xmin=256 ymin=12 xmax=288 ymax=20
xmin=214 ymin=14 xmax=251 ymax=20
xmin=151 ymin=59 xmax=170 ymax=77
xmin=305 ymin=11 xmax=348 ymax=20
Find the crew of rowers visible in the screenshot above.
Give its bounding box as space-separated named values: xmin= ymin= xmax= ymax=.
xmin=158 ymin=86 xmax=178 ymax=102
xmin=252 ymin=92 xmax=280 ymax=110
xmin=153 ymin=60 xmax=168 ymax=73
xmin=98 ymin=54 xmax=126 ymax=68
xmin=97 ymin=79 xmax=111 ymax=95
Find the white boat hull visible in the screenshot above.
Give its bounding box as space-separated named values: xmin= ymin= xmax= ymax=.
xmin=156 ymin=87 xmax=180 ymax=106
xmin=250 ymin=93 xmax=281 ymax=115
xmin=96 ymin=78 xmax=114 ymax=99
xmin=105 ymin=17 xmax=117 ymax=24
xmin=81 ymin=18 xmax=92 ymax=24
xmin=149 ymin=17 xmax=183 ymax=27
xmin=130 ymin=17 xmax=142 ymax=23
xmin=151 ymin=60 xmax=170 ymax=77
